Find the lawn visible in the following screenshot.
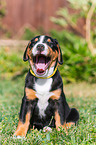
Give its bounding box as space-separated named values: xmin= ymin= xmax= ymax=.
xmin=0 ymin=46 xmax=96 ymax=145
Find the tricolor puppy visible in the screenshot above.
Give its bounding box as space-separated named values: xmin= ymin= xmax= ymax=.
xmin=14 ymin=35 xmax=79 ymax=137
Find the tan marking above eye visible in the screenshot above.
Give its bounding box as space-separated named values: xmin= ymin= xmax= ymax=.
xmin=35 ymin=38 xmax=38 ymax=42
xmin=47 ymin=38 xmax=51 ymax=42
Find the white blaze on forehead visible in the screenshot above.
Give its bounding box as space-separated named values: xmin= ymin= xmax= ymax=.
xmin=39 ymin=35 xmax=45 ymax=43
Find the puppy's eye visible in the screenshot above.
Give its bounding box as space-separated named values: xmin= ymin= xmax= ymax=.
xmin=47 ymin=39 xmax=53 ymax=47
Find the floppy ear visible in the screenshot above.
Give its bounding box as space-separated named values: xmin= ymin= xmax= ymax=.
xmin=54 ymin=39 xmax=63 ymax=65
xmin=23 ymin=45 xmax=29 ymax=61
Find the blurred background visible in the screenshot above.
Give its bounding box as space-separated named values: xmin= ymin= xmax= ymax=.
xmin=0 ymin=1 xmax=96 ymax=143
xmin=0 ymin=0 xmax=96 ymax=83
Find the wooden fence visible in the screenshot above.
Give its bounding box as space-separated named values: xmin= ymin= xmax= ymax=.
xmin=2 ymin=0 xmax=68 ymax=34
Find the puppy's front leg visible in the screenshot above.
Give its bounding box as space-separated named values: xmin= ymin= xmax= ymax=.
xmin=13 ymin=97 xmax=32 ymax=137
xmin=13 ymin=112 xmax=31 ymax=137
xmin=55 ymin=110 xmax=65 ymax=131
xmin=14 ymin=87 xmax=37 ymax=137
xmin=54 ymin=96 xmax=71 ymax=132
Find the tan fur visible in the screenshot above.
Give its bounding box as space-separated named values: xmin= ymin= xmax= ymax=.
xmin=13 ymin=112 xmax=31 ymax=137
xmin=25 ymin=88 xmax=37 ymax=100
xmin=54 ymin=111 xmax=75 ymax=132
xmin=50 ymin=89 xmax=61 ymax=100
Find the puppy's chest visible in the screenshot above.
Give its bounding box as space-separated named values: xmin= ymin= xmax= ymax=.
xmin=34 ymin=78 xmax=53 ymax=116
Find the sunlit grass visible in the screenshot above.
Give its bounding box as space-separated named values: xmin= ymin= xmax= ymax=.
xmin=0 ymin=78 xmax=96 ymax=145
xmin=0 ymin=46 xmax=96 ymax=144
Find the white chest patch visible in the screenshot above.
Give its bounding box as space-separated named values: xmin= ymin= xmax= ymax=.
xmin=34 ymin=78 xmax=53 ymax=117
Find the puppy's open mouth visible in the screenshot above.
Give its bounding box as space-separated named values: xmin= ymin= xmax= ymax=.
xmin=33 ymin=55 xmax=51 ymax=75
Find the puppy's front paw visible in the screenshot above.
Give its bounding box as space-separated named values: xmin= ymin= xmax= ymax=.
xmin=13 ymin=130 xmax=26 ymax=137
xmin=43 ymin=126 xmax=52 ymax=132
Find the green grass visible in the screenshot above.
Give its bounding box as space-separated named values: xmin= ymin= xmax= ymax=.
xmin=0 ymin=46 xmax=96 ymax=144
xmin=0 ymin=77 xmax=96 ymax=145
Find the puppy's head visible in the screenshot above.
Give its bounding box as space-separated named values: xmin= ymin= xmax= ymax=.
xmin=23 ymin=35 xmax=63 ymax=78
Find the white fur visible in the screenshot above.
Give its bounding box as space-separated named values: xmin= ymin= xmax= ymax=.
xmin=43 ymin=126 xmax=52 ymax=132
xmin=39 ymin=35 xmax=45 ymax=43
xmin=31 ymin=65 xmax=54 ymax=79
xmin=34 ymin=78 xmax=54 ymax=117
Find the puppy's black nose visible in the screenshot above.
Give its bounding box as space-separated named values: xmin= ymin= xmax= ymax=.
xmin=37 ymin=44 xmax=45 ymax=52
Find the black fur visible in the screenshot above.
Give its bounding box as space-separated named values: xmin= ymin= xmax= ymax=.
xmin=19 ymin=69 xmax=79 ymax=130
xmin=18 ymin=35 xmax=79 ymax=132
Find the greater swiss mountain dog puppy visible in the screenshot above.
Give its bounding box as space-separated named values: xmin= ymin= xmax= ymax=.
xmin=14 ymin=35 xmax=79 ymax=137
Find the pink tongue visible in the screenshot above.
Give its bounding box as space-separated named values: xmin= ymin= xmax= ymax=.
xmin=36 ymin=63 xmax=46 ymax=70
xmin=36 ymin=57 xmax=46 ymax=72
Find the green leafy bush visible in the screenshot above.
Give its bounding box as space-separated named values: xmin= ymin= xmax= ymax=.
xmin=50 ymin=0 xmax=96 ymax=55
xmin=50 ymin=30 xmax=96 ymax=83
xmin=0 ymin=48 xmax=28 ymax=79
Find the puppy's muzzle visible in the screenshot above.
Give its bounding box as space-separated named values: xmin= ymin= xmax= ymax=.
xmin=37 ymin=44 xmax=45 ymax=52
